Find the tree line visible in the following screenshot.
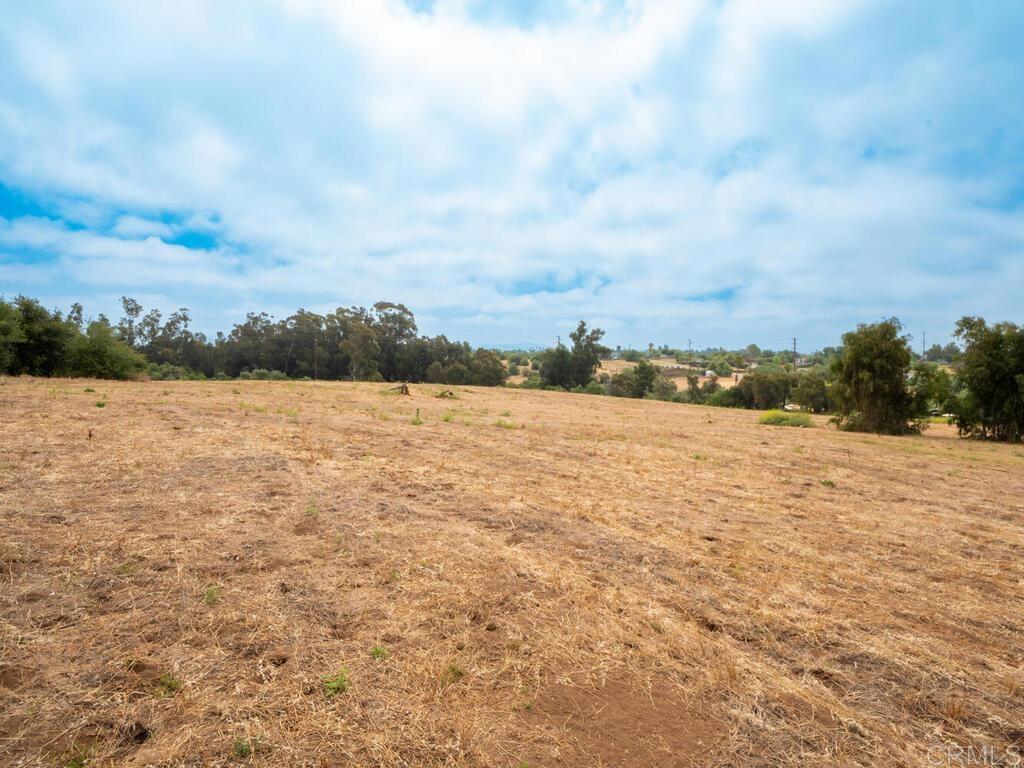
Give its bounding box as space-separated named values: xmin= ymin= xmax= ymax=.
xmin=0 ymin=295 xmax=506 ymax=386
xmin=2 ymin=294 xmax=1020 ymax=441
xmin=525 ymin=317 xmax=1022 ymax=442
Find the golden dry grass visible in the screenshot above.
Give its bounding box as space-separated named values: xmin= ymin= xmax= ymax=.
xmin=1 ymin=376 xmax=1022 ymax=767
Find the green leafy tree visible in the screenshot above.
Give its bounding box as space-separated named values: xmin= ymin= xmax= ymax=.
xmin=831 ymin=318 xmax=922 ymax=434
xmin=793 ymin=370 xmax=831 ymax=413
xmin=340 ymin=320 xmax=381 ymax=381
xmin=64 ymin=320 xmax=147 ymax=379
xmin=118 ymin=296 xmax=143 ymax=348
xmin=539 ymin=344 xmax=574 ymax=389
xmin=952 ymin=317 xmax=1024 ymax=441
xmin=10 ymin=296 xmax=75 ymax=376
xmin=0 ymin=299 xmax=25 ymax=373
xmin=609 ymin=359 xmax=659 ymax=398
xmin=568 ymin=321 xmax=607 ymax=388
xmin=468 ymin=349 xmax=507 ymax=386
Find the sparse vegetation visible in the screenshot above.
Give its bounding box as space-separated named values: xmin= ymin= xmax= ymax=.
xmin=4 ymin=378 xmax=1023 ymax=767
xmin=203 ymin=585 xmax=220 ymax=605
xmin=442 ymin=664 xmax=465 ymax=686
xmin=232 ymin=737 xmax=260 ymax=758
xmin=156 ymin=673 xmax=182 ymax=696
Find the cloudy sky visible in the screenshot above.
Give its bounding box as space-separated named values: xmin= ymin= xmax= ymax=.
xmin=1 ymin=0 xmax=1021 ymax=350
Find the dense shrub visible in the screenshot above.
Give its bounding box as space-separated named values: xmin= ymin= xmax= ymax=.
xmin=706 ymin=386 xmax=748 ymax=408
xmin=647 ymin=376 xmax=678 ymax=401
xmin=64 ymin=321 xmax=147 ymax=380
xmin=239 ymin=368 xmax=288 ymax=380
xmin=758 ymin=410 xmax=813 ymax=427
xmin=147 ymin=362 xmax=206 ymax=380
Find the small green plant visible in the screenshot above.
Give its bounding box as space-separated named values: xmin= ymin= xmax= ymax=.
xmin=232 ymin=737 xmax=260 ymax=758
xmin=442 ymin=412 xmax=453 ymax=422
xmin=500 ymin=410 xmax=512 ymax=417
xmin=495 ymin=419 xmax=516 ymax=429
xmin=370 ymin=645 xmax=388 ymax=660
xmin=758 ymin=410 xmax=813 ymax=427
xmin=95 ymin=400 xmax=106 ymax=408
xmin=442 ymin=663 xmax=465 ymax=686
xmin=203 ymin=585 xmax=220 ymax=605
xmin=83 ymin=387 xmax=95 ymax=393
xmin=691 ymin=452 xmax=706 ymax=461
xmin=411 ymin=408 xmax=424 ymax=425
xmin=322 ymin=669 xmax=350 ymax=696
xmin=156 ymin=672 xmax=182 ymax=696
xmin=820 ymin=479 xmax=836 ymax=488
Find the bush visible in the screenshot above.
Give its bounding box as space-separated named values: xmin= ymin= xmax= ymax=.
xmin=148 ymin=362 xmax=206 ymax=381
xmin=63 ymin=321 xmax=147 ymax=380
xmin=584 ymin=380 xmax=606 ymax=395
xmin=758 ymin=410 xmax=813 ymax=427
xmin=705 ymin=386 xmax=747 ymax=408
xmin=239 ymin=368 xmax=288 ymax=381
xmin=647 ymin=376 xmax=678 ymax=401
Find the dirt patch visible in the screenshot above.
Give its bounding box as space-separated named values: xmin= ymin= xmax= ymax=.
xmin=520 ymin=676 xmax=723 ymax=767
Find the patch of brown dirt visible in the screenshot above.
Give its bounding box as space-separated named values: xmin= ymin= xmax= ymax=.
xmin=519 ymin=676 xmax=723 ymax=767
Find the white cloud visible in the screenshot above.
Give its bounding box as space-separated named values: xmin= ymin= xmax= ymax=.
xmin=0 ymin=0 xmax=1020 ymax=347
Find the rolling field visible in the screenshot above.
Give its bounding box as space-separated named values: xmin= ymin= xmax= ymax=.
xmin=2 ymin=377 xmax=1023 ymax=767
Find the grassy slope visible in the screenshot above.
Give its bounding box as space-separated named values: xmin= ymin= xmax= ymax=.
xmin=1 ymin=377 xmax=1022 ymax=767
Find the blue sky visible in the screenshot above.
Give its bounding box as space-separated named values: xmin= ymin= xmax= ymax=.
xmin=0 ymin=0 xmax=1021 ymax=350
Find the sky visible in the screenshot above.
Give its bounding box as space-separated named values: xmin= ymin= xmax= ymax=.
xmin=0 ymin=0 xmax=1022 ymax=351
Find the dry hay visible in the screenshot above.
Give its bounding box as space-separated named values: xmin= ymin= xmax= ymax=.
xmin=1 ymin=376 xmax=1022 ymax=767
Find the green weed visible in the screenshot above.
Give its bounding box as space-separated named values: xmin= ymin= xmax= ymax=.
xmin=323 ymin=669 xmax=350 ymax=696
xmin=442 ymin=664 xmax=465 ymax=686
xmin=232 ymin=737 xmax=261 ymax=758
xmin=156 ymin=672 xmax=182 ymax=697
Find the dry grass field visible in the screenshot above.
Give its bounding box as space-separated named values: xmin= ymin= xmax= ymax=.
xmin=2 ymin=377 xmax=1023 ymax=767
